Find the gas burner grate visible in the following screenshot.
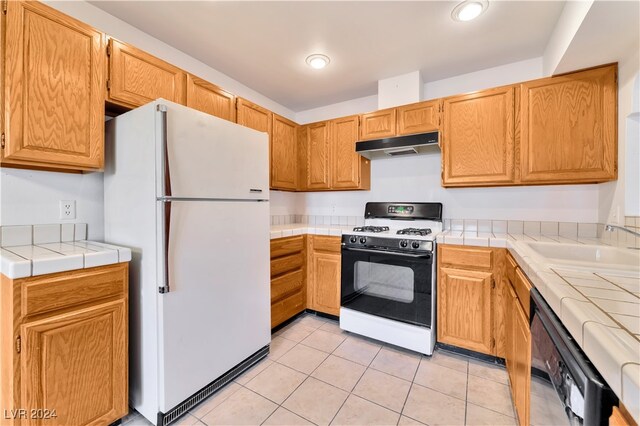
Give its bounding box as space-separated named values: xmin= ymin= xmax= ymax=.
xmin=352 ymin=226 xmax=390 ymax=233
xmin=396 ymin=228 xmax=432 ymax=236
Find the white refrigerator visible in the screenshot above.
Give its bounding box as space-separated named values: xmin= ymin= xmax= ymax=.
xmin=104 ymin=100 xmax=271 ymax=425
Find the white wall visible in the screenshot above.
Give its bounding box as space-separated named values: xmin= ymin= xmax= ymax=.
xmin=296 ymin=94 xmax=378 ymax=125
xmin=542 ymin=0 xmax=594 ymax=75
xmin=0 ymin=0 xmax=297 ymax=237
xmin=0 ymin=169 xmax=105 ymax=240
xmin=270 ymin=191 xmax=303 ymax=216
xmin=423 ymin=57 xmax=544 ymax=99
xmin=300 ymin=154 xmax=601 ymax=221
xmin=298 ymin=57 xmax=603 ymax=222
xmin=598 ymin=50 xmax=640 ymax=222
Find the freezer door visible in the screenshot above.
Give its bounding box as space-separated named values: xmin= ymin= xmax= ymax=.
xmin=157 ymin=200 xmax=270 ymax=412
xmin=157 ymin=101 xmax=269 ymax=200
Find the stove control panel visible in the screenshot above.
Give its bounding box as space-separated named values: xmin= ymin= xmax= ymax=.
xmin=342 ymin=235 xmax=433 ymax=253
xmin=387 ymin=205 xmax=414 ymax=214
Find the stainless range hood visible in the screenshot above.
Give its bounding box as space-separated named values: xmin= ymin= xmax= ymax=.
xmin=355 ymin=131 xmax=439 ymax=159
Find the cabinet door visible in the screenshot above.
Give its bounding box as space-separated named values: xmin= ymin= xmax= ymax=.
xmin=359 ymin=108 xmax=397 ymax=140
xmin=3 ymin=1 xmax=105 ymax=170
xmin=331 ymin=115 xmax=363 ymax=189
xmin=297 ymin=125 xmax=309 ymax=191
xmin=108 ymin=39 xmax=186 ymax=108
xmin=186 ymin=74 xmax=235 ymax=122
xmin=513 ymin=301 xmax=531 ymax=426
xmin=236 ymin=98 xmax=272 ymax=134
xmin=438 ymin=267 xmax=494 ymax=355
xmin=505 ymin=281 xmax=517 ymax=400
xmin=271 ymin=115 xmax=298 ymax=190
xmin=397 ymin=100 xmax=440 ymax=135
xmin=310 ymin=251 xmax=341 ymax=316
xmin=21 ymin=299 xmax=127 ymax=426
xmin=442 ymin=86 xmax=515 ymax=187
xmin=307 ymin=122 xmax=331 ymax=189
xmin=520 ymin=65 xmax=617 ymax=184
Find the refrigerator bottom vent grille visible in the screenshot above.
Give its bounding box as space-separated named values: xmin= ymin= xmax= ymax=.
xmin=157 ymin=344 xmax=270 ymax=426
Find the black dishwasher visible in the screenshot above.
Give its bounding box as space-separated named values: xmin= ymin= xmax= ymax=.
xmin=530 ymin=289 xmax=617 ymax=426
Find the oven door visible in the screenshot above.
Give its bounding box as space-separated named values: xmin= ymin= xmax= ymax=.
xmin=340 ymin=246 xmax=433 ymax=327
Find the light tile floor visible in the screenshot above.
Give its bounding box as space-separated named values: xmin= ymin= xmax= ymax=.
xmin=122 ymin=313 xmax=516 ymax=426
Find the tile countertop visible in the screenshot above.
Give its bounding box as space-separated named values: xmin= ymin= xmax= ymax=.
xmin=0 ymin=224 xmax=132 ymax=279
xmin=1 ymin=241 xmax=132 ymax=279
xmin=270 ymin=224 xmax=353 ymax=239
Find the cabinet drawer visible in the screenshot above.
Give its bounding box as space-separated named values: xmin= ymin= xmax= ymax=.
xmin=506 ymin=252 xmax=518 ymax=284
xmin=271 ymin=290 xmax=305 ymax=328
xmin=271 ymin=270 xmax=304 ymax=302
xmin=271 ymin=236 xmax=304 ymax=258
xmin=271 ymin=253 xmax=304 ymax=277
xmin=21 ymin=263 xmax=128 ymax=317
xmin=313 ymin=236 xmax=341 ymax=253
xmin=439 ymin=245 xmax=493 ymax=270
xmin=514 ymin=268 xmax=533 ymax=318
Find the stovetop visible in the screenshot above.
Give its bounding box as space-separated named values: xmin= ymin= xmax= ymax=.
xmin=351 ymin=226 xmax=434 ymax=237
xmin=342 ymin=202 xmax=443 ymax=248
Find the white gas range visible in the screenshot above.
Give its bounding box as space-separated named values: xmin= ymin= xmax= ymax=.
xmin=339 ymin=202 xmax=443 ymax=355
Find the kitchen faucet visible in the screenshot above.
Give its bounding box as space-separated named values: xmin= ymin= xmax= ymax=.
xmin=605 ymin=224 xmax=640 ymax=249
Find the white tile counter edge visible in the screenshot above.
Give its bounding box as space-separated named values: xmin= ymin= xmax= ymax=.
xmin=1 ymin=241 xmax=132 ymax=279
xmin=505 ymin=238 xmax=640 ymax=421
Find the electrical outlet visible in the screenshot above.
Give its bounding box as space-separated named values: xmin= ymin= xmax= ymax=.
xmin=59 ymin=200 xmax=76 ymax=220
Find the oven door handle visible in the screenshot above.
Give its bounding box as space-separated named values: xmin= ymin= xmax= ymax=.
xmin=342 ymin=246 xmax=432 ymax=259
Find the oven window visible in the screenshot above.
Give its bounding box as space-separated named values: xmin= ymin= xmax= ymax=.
xmin=354 ymin=261 xmax=414 ymax=303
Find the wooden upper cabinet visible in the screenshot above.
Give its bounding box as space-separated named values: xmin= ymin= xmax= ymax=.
xmin=397 ymin=100 xmax=441 ymax=135
xmin=441 ymin=86 xmax=516 ymax=187
xmin=107 ymin=38 xmax=186 ymax=108
xmin=236 ymin=98 xmax=272 ymax=134
xmin=438 ymin=267 xmax=494 ymax=355
xmin=359 ymin=108 xmax=397 ymax=140
xmin=271 ymin=114 xmax=298 ymax=190
xmin=520 ymin=64 xmax=617 ymax=184
xmin=331 ymin=115 xmax=369 ymax=189
xmin=2 ymin=1 xmax=105 ymax=170
xmin=307 ymin=121 xmax=331 ymax=189
xmin=186 ymin=74 xmax=235 ymax=122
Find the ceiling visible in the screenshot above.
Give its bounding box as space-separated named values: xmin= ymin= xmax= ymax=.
xmin=91 ymin=1 xmax=566 ymax=111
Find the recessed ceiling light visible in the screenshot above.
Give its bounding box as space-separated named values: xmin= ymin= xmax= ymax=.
xmin=451 ymin=0 xmax=488 ymax=22
xmin=306 ymin=54 xmax=330 ymax=69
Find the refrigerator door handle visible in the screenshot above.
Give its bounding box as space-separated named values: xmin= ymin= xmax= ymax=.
xmin=158 ymin=104 xmax=171 ymax=294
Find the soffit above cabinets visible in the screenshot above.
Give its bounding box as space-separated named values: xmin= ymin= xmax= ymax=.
xmin=89 ymin=1 xmax=565 ymax=111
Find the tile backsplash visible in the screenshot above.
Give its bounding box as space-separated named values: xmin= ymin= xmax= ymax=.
xmin=0 ymin=224 xmax=88 ymax=247
xmin=270 ymin=215 xmax=640 ymax=249
xmin=271 ymin=215 xmax=364 ymax=227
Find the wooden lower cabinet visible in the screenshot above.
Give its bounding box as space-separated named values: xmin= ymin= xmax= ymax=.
xmin=270 ymin=235 xmax=342 ymax=325
xmin=513 ymin=298 xmax=531 ymax=426
xmin=307 ymin=236 xmax=341 ymax=316
xmin=270 ymin=236 xmax=306 ymax=328
xmin=0 ymin=263 xmax=129 ymax=426
xmin=438 ymin=267 xmax=494 ymax=354
xmin=504 ymin=252 xmax=532 ymax=426
xmin=437 ymin=245 xmax=503 ymax=356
